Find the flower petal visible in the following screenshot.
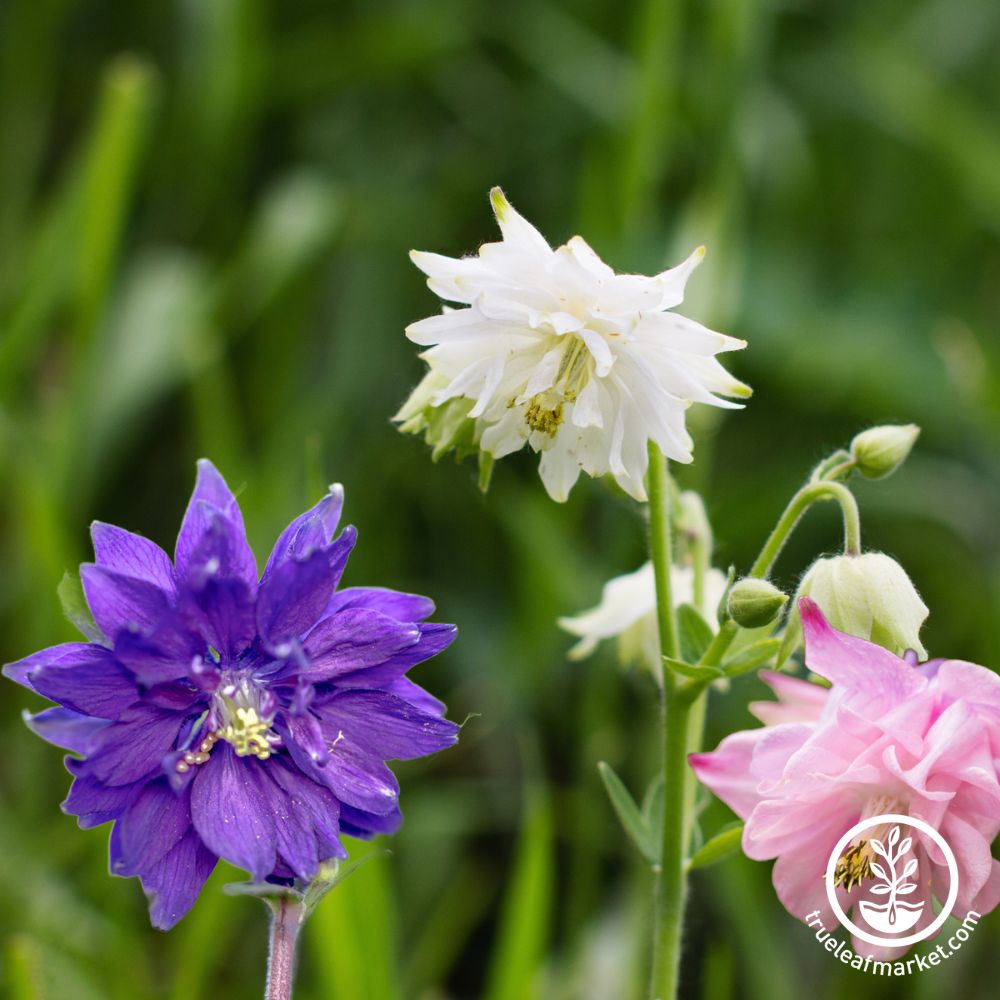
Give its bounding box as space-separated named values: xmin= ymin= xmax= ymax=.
xmin=190 ymin=747 xmax=277 ymax=882
xmin=324 ymin=586 xmax=435 ymax=624
xmin=174 ymin=460 xmax=257 ymax=592
xmin=27 ymin=707 xmax=111 ymax=755
xmin=90 ymin=707 xmax=186 ymax=786
xmin=257 ymin=550 xmax=335 ymax=646
xmin=799 ymin=598 xmax=926 ymax=700
xmin=80 ymin=565 xmax=171 ymax=638
xmin=62 ymin=765 xmax=142 ymax=827
xmin=90 ymin=522 xmax=176 ymax=594
xmin=262 ymin=485 xmax=345 ymax=582
xmin=301 ymin=609 xmax=421 ymax=682
xmin=315 ymin=690 xmax=459 ymax=760
xmin=113 ymin=779 xmax=192 ymax=877
xmin=141 ymin=829 xmax=218 ymax=930
xmin=29 ymin=647 xmax=139 ymax=719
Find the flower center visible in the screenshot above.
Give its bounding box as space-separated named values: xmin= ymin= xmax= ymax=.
xmin=213 ymin=675 xmax=280 ymax=760
xmin=833 ymin=794 xmax=905 ymax=890
xmin=524 ymin=334 xmax=593 ymax=434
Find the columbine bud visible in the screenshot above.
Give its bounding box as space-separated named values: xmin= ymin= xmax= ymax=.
xmin=780 ymin=551 xmax=928 ymax=662
xmin=727 ymin=578 xmax=788 ymax=629
xmin=849 ymin=424 xmax=920 ymax=480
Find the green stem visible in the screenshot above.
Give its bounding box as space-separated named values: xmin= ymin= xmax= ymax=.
xmin=748 ymin=480 xmax=861 ymax=579
xmin=647 ymin=441 xmax=680 ymax=662
xmin=645 ymin=441 xmax=688 ymax=1000
xmin=650 ymin=683 xmax=694 ymax=1000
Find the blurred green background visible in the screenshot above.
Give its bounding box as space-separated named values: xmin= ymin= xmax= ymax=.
xmin=2 ymin=0 xmax=1000 ymax=997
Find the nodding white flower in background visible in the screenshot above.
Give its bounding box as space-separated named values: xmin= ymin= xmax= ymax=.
xmin=558 ymin=562 xmax=728 ymax=678
xmin=396 ymin=188 xmax=750 ymax=502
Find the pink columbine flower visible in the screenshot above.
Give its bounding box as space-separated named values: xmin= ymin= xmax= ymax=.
xmin=690 ymin=598 xmax=1000 ymax=957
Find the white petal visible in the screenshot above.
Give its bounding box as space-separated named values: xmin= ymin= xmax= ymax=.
xmin=480 ymin=407 xmax=527 ymax=458
xmin=578 ymin=327 xmax=615 ymax=376
xmin=649 ymin=245 xmax=706 ymax=309
xmin=570 ymin=378 xmax=604 ymax=429
xmin=409 ymin=250 xmax=488 ymax=304
xmin=537 ymin=435 xmax=582 ymax=502
xmin=631 ymin=312 xmax=747 ymax=356
xmin=490 ymin=187 xmax=550 ymax=255
xmin=566 ymin=235 xmax=614 ymax=281
xmin=468 ymin=357 xmax=509 ymax=418
xmin=518 ymin=346 xmax=563 ymax=400
xmin=558 ymin=563 xmax=657 ymax=641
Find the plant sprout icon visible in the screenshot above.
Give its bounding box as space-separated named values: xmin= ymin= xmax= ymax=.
xmin=857 ymin=825 xmax=925 ymax=934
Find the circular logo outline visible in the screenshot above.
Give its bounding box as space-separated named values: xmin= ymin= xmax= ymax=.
xmin=824 ymin=813 xmax=959 ymax=948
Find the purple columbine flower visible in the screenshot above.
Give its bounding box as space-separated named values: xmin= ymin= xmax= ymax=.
xmin=4 ymin=461 xmax=459 ymax=929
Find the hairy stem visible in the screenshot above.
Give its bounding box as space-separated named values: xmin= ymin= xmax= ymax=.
xmin=265 ymin=897 xmax=303 ymax=1000
xmin=646 ymin=441 xmax=688 ymax=1000
xmin=749 ymin=480 xmax=861 ymax=579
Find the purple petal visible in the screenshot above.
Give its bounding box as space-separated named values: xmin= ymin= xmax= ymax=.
xmin=264 ymin=757 xmax=347 ymax=878
xmin=90 ymin=707 xmax=186 ymax=786
xmin=333 ymin=623 xmax=456 ymax=688
xmin=325 ymin=586 xmax=435 ymax=623
xmin=301 ymin=609 xmax=421 ymax=682
xmin=113 ymin=626 xmax=200 ymax=685
xmin=30 ymin=648 xmax=139 ymax=719
xmin=62 ymin=765 xmax=142 ymax=827
xmin=257 ymin=550 xmax=334 ymax=645
xmin=327 ymin=525 xmax=357 ymax=589
xmin=280 ymin=721 xmax=400 ymax=815
xmin=113 ymin=780 xmax=192 ymax=877
xmin=141 ymin=829 xmax=218 ymax=930
xmin=282 ymin=712 xmax=329 ymax=767
xmin=190 ymin=747 xmax=277 ymax=881
xmin=339 ymin=803 xmax=403 ymax=839
xmin=174 ymin=461 xmax=257 ymax=592
xmin=177 ymin=574 xmax=256 ymax=663
xmin=27 ymin=707 xmax=111 ymax=755
xmin=315 ymin=690 xmax=458 ymax=759
xmin=91 ymin=522 xmax=176 ymax=594
xmin=4 ymin=642 xmax=114 ymax=689
xmin=81 ymin=565 xmax=171 ymax=638
xmin=262 ymin=486 xmax=344 ymax=582
xmin=381 ymin=676 xmax=447 ymax=717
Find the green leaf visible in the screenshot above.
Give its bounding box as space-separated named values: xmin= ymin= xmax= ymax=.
xmin=641 ymin=772 xmax=664 ymax=859
xmin=57 ymin=571 xmax=104 ymax=643
xmin=687 ymin=822 xmax=744 ymax=871
xmin=597 ymin=761 xmax=657 ymax=864
xmin=662 ymin=655 xmax=724 ymax=684
xmin=677 ymin=602 xmax=714 ymax=663
xmin=722 ymin=638 xmax=781 ymax=676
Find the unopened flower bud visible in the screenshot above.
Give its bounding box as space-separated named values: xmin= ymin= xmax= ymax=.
xmin=850 ymin=424 xmax=920 ymax=480
xmin=781 ymin=551 xmax=928 ymax=662
xmin=727 ymin=578 xmax=788 ymax=629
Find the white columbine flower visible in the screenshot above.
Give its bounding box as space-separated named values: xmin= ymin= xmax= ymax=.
xmin=558 ymin=562 xmax=728 ymax=677
xmin=396 ymin=188 xmax=750 ymax=502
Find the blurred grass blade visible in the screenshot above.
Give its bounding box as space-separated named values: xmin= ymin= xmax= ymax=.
xmin=72 ymin=55 xmax=158 ymax=344
xmin=483 ymin=791 xmax=554 ymax=1000
xmin=306 ymin=840 xmax=400 ymax=1000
